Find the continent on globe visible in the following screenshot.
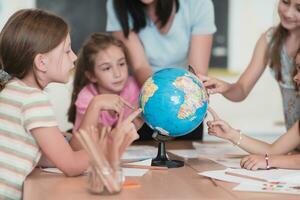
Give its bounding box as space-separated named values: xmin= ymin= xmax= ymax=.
xmin=174 ymin=75 xmax=208 ymax=120
xmin=140 ymin=78 xmax=158 ymax=110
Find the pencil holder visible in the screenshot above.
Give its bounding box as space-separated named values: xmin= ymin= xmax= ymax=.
xmin=87 ymin=164 xmax=123 ymax=195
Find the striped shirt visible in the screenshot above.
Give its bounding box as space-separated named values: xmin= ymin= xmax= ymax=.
xmin=0 ymin=79 xmax=57 ymax=200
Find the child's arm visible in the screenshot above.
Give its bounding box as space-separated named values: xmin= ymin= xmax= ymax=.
xmin=266 ymin=154 xmax=300 ymax=169
xmin=207 ymin=108 xmax=300 ymax=155
xmin=32 ymin=127 xmax=90 ymax=176
xmin=240 ymin=154 xmax=300 ymax=170
xmin=200 ymin=32 xmax=269 ymax=101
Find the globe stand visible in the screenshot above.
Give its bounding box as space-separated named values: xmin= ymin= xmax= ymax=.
xmin=151 ymin=131 xmax=184 ymax=168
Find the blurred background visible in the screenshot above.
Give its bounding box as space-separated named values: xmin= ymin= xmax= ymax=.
xmin=0 ymin=0 xmax=284 ymax=141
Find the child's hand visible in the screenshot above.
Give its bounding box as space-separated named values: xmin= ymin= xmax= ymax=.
xmin=207 ymin=107 xmax=237 ymax=141
xmin=198 ymin=75 xmax=231 ymax=95
xmin=105 ymin=109 xmax=141 ymax=169
xmin=94 ymin=94 xmax=134 ymax=113
xmin=110 ymin=109 xmax=141 ymax=146
xmin=240 ymin=155 xmax=267 ymax=170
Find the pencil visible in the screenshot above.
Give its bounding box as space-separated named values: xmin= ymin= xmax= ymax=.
xmin=121 ymin=164 xmax=168 ymax=170
xmin=209 ymin=178 xmax=218 ymax=187
xmin=225 ymin=171 xmax=267 ymax=182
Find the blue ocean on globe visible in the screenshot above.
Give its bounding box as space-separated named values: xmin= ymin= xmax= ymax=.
xmin=139 ymin=68 xmax=209 ymax=137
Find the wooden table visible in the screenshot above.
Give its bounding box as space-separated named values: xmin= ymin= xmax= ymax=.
xmin=23 ymin=141 xmax=300 ymax=200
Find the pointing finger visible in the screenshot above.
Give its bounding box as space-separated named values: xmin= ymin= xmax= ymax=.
xmin=207 ymin=107 xmax=220 ymax=120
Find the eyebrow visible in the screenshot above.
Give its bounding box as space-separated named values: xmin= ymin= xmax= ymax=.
xmin=118 ymin=57 xmax=126 ymax=62
xmin=97 ymin=62 xmax=110 ymax=68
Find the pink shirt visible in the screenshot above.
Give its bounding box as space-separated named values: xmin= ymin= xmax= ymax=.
xmin=73 ymin=77 xmax=140 ymax=131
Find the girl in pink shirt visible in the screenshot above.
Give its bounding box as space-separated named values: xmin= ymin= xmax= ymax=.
xmin=68 ymin=33 xmax=143 ymax=132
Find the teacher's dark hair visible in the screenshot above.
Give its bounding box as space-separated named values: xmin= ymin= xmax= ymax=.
xmin=113 ymin=0 xmax=179 ymax=38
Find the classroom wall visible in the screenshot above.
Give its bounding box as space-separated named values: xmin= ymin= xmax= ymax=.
xmin=228 ymin=0 xmax=278 ymax=72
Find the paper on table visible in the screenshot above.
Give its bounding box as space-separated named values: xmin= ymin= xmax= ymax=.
xmin=167 ymin=143 xmax=247 ymax=159
xmin=122 ymin=158 xmax=150 ymax=177
xmin=122 ymin=168 xmax=149 ymax=177
xmin=168 ymin=149 xmax=200 ymax=159
xmin=121 ymin=145 xmax=157 ymax=160
xmin=234 ymin=182 xmax=300 ymax=195
xmin=198 ymin=170 xmax=262 ymax=185
xmin=41 ymin=166 xmax=149 ymax=177
xmin=226 ymin=168 xmax=300 ymax=183
xmin=41 ymin=158 xmax=151 ymax=177
xmin=279 ymin=173 xmax=300 ymax=184
xmin=41 ymin=168 xmax=89 ymax=175
xmin=208 ymin=157 xmax=241 ymax=169
xmin=41 ymin=167 xmax=63 ymax=174
xmin=126 ymin=158 xmax=152 ymax=166
xmin=192 ymin=142 xmax=247 ymax=157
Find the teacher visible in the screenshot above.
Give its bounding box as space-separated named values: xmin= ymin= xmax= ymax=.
xmin=106 ymin=0 xmax=216 ymax=140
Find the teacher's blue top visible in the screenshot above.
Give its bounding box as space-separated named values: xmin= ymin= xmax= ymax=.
xmin=106 ymin=0 xmax=217 ymax=72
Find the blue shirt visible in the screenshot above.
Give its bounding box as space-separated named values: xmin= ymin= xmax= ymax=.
xmin=106 ymin=0 xmax=216 ymax=72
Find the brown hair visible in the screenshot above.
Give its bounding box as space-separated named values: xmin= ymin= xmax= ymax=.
xmin=68 ymin=33 xmax=129 ymax=123
xmin=293 ymin=46 xmax=300 ymax=91
xmin=0 ymin=9 xmax=69 ymax=90
xmin=267 ymin=25 xmax=288 ymax=82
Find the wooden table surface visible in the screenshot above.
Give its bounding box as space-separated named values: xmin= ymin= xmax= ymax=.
xmin=23 ymin=141 xmax=300 ymax=200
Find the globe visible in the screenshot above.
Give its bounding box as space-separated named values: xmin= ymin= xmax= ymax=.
xmin=139 ymin=67 xmax=209 ymax=137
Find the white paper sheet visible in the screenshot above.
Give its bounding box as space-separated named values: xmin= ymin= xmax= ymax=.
xmin=192 ymin=142 xmax=247 ymax=157
xmin=226 ymin=168 xmax=300 ymax=183
xmin=198 ymin=170 xmax=262 ymax=185
xmin=41 ymin=167 xmax=149 ymax=177
xmin=125 ymin=158 xmax=152 ymax=166
xmin=234 ymin=182 xmax=300 ymax=195
xmin=208 ymin=158 xmax=241 ymax=169
xmin=122 ymin=168 xmax=149 ymax=177
xmin=167 ymin=149 xmax=200 ymax=158
xmin=121 ymin=158 xmax=151 ymax=177
xmin=121 ymin=145 xmax=157 ymax=160
xmin=41 ymin=167 xmax=63 ymax=174
xmin=40 ymin=159 xmax=152 ymax=177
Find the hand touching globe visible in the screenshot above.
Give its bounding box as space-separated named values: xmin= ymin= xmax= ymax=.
xmin=139 ymin=68 xmax=209 ymax=137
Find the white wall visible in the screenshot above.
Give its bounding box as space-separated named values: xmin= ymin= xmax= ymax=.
xmin=0 ymin=0 xmax=35 ymax=30
xmin=228 ymin=0 xmax=278 ymax=72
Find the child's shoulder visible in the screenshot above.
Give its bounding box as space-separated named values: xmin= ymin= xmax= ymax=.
xmin=4 ymin=79 xmax=47 ymax=99
xmin=262 ymin=27 xmax=276 ymax=43
xmin=78 ymin=84 xmax=98 ymax=96
xmin=125 ymin=76 xmax=140 ymax=91
xmin=120 ymin=76 xmax=140 ymax=100
xmin=1 ymin=79 xmax=51 ymax=110
xmin=76 ymin=83 xmax=98 ymax=106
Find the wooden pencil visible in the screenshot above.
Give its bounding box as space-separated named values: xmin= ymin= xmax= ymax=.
xmin=121 ymin=164 xmax=168 ymax=170
xmin=225 ymin=171 xmax=268 ymax=182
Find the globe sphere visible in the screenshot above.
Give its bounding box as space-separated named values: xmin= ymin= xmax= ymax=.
xmin=139 ymin=68 xmax=209 ymax=137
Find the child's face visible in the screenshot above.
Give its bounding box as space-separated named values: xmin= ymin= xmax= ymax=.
xmin=90 ymin=45 xmax=129 ymax=94
xmin=278 ymin=0 xmax=300 ymax=31
xmin=46 ymin=34 xmax=77 ymax=83
xmin=294 ymin=53 xmax=300 ymax=89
